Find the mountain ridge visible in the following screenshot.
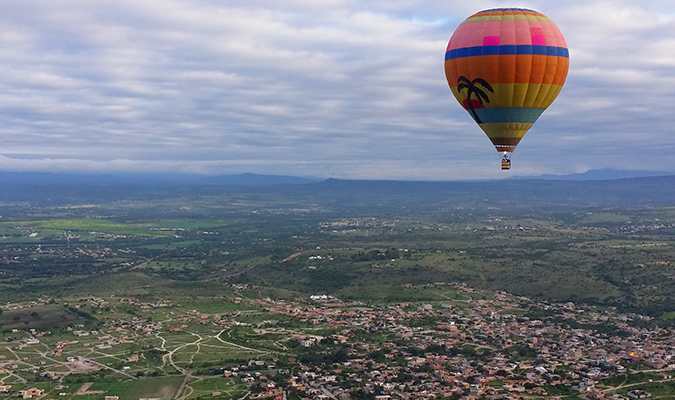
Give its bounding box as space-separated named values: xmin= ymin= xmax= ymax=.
xmin=510 ymin=168 xmax=673 ymax=181
xmin=0 ymin=171 xmax=322 ymax=186
xmin=0 ymin=170 xmax=673 ymax=209
xmin=0 ymin=169 xmax=671 ymax=186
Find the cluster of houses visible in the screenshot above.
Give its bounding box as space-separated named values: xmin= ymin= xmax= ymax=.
xmin=1 ymin=298 xmax=53 ymax=311
xmin=0 ymin=385 xmax=45 ymax=399
xmin=2 ymin=282 xmax=674 ymax=400
xmin=256 ymin=284 xmax=672 ymax=399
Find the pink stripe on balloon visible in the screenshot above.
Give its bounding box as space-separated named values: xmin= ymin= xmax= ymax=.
xmin=447 ymin=19 xmax=564 ymax=50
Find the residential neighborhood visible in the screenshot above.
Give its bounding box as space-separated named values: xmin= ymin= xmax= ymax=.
xmin=1 ymin=283 xmax=674 ymax=399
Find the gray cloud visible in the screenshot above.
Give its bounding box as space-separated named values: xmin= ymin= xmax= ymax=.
xmin=0 ymin=1 xmax=674 ymax=180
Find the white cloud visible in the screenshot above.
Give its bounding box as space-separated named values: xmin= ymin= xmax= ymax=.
xmin=0 ymin=1 xmax=673 ymax=179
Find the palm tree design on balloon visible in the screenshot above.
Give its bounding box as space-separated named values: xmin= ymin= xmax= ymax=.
xmin=457 ymin=76 xmax=494 ymax=124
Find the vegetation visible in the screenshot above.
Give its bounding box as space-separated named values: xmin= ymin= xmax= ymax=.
xmin=0 ymin=177 xmax=675 ymax=396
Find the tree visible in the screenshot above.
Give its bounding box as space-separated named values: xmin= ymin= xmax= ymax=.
xmin=457 ymin=76 xmax=493 ymax=123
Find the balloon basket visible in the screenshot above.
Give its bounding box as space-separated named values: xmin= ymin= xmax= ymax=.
xmin=501 ymin=161 xmax=511 ymax=170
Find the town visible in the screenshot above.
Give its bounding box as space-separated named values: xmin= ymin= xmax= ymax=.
xmin=2 ymin=281 xmax=674 ymax=400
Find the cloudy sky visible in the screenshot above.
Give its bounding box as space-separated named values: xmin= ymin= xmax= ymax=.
xmin=1 ymin=0 xmax=674 ymax=180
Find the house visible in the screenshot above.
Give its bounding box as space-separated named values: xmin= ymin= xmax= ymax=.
xmin=20 ymin=388 xmax=44 ymax=399
xmin=627 ymin=390 xmax=652 ymax=399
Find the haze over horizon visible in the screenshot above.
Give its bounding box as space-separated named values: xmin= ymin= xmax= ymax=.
xmin=1 ymin=1 xmax=674 ymax=180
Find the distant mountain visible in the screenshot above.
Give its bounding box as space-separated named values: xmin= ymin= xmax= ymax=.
xmin=514 ymin=169 xmax=673 ymax=181
xmin=0 ymin=172 xmax=322 ymax=186
xmin=1 ymin=170 xmax=675 ymax=210
xmin=0 ymin=169 xmax=670 ymax=187
xmin=196 ymin=173 xmax=322 ymax=186
xmin=309 ymin=174 xmax=675 ymax=212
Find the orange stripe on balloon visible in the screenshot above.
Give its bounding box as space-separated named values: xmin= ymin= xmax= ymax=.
xmin=445 ymin=55 xmax=568 ymax=86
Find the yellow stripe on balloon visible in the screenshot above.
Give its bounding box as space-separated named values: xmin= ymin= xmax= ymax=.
xmin=450 ymin=84 xmax=564 ymax=109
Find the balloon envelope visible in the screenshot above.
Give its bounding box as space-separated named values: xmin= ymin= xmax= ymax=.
xmin=444 ymin=8 xmax=569 ymax=153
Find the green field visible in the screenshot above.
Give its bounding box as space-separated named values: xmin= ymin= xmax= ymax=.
xmin=1 ymin=186 xmax=675 ymax=396
xmin=189 ymin=377 xmax=246 ymax=398
xmin=1 ymin=219 xmax=172 ymax=237
xmin=86 ymin=377 xmax=186 ymax=400
xmin=0 ymin=218 xmax=237 ymax=240
xmin=0 ymin=304 xmax=84 ymax=330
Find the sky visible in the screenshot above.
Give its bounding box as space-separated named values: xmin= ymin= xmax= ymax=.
xmin=1 ymin=0 xmax=675 ymax=180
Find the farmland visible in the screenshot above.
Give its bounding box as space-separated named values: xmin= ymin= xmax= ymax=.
xmin=2 ymin=177 xmax=675 ymax=397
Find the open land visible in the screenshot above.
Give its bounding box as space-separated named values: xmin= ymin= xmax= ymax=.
xmin=1 ymin=179 xmax=675 ymax=399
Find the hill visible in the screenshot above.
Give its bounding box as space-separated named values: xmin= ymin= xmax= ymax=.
xmin=512 ymin=168 xmax=673 ymax=181
xmin=0 ymin=171 xmax=674 ymax=211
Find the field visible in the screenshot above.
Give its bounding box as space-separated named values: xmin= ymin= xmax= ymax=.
xmin=2 ymin=206 xmax=675 ymax=314
xmin=119 ymin=376 xmax=185 ymax=400
xmin=1 ymin=179 xmax=675 ymax=396
xmin=0 ymin=304 xmax=84 ymax=330
xmin=188 ymin=377 xmax=247 ymax=399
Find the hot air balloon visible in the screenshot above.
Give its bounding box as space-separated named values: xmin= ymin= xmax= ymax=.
xmin=444 ymin=8 xmax=569 ymax=170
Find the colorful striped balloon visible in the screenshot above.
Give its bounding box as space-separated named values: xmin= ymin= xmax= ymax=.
xmin=444 ymin=8 xmax=569 ymax=168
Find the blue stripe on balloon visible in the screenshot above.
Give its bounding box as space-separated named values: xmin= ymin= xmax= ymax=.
xmin=445 ymin=45 xmax=569 ymax=60
xmin=472 ymin=107 xmax=546 ymax=124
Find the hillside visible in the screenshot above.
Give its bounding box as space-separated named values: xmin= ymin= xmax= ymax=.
xmin=0 ymin=171 xmax=674 ymax=211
